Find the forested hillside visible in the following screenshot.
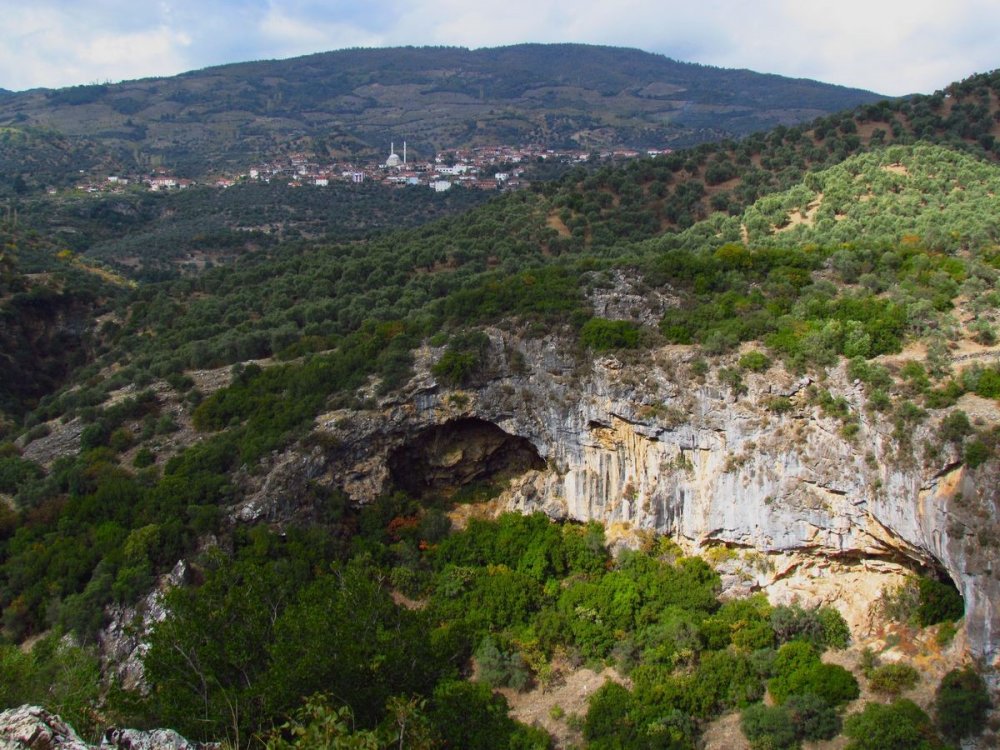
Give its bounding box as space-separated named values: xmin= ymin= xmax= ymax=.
xmin=0 ymin=65 xmax=998 ymax=750
xmin=541 ymin=68 xmax=1000 ymax=241
xmin=0 ymin=44 xmax=883 ymax=180
xmin=0 ymin=226 xmax=124 ymax=426
xmin=17 ymin=180 xmax=492 ymax=280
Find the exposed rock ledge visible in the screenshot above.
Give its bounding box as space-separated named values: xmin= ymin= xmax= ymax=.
xmin=0 ymin=705 xmax=216 ymax=750
xmin=235 ymin=329 xmax=1000 ymax=667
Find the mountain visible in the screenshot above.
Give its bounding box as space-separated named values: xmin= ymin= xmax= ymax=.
xmin=1 ymin=67 xmax=998 ymax=749
xmin=0 ymin=44 xmax=884 ymax=176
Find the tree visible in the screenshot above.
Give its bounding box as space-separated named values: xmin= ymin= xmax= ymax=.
xmin=143 ymin=553 xmax=293 ymax=744
xmin=844 ymin=699 xmax=944 ymax=750
xmin=584 ymin=681 xmax=637 ymax=747
xmin=935 ymin=667 xmax=991 ymax=741
xmin=265 ymin=562 xmax=445 ymax=729
xmin=428 ymin=680 xmax=519 ymax=750
xmin=740 ymin=703 xmax=797 ymax=750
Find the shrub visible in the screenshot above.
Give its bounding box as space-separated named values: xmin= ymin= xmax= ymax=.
xmin=429 ymin=679 xmax=520 ymax=750
xmin=784 ymin=693 xmax=840 ymax=740
xmin=916 ymin=577 xmax=963 ymax=626
xmin=432 ymin=331 xmax=491 ymax=386
xmin=935 ymin=620 xmax=957 ymax=646
xmin=768 ymin=642 xmax=858 ymax=707
xmin=817 ymin=606 xmax=851 ymax=649
xmin=741 ymin=694 xmax=839 ymax=750
xmin=768 ymin=396 xmax=793 ymax=414
xmin=475 ymin=636 xmax=531 ymax=691
xmin=584 ymin=681 xmax=634 ymax=744
xmin=868 ymin=662 xmax=920 ymax=695
xmin=939 ymin=410 xmax=972 ymax=445
xmin=935 ymin=667 xmax=991 ymax=741
xmin=964 ymin=440 xmax=990 ymax=468
xmin=770 ymin=605 xmax=823 ymax=647
xmin=738 ymin=350 xmax=771 ymax=372
xmin=843 ymin=699 xmax=941 ymax=750
xmin=879 ymin=578 xmax=920 ymax=622
xmin=777 ymin=662 xmax=859 ymax=706
xmin=580 ymin=318 xmax=641 ymax=351
xmin=133 ymin=447 xmax=155 ymax=468
xmin=0 ymin=455 xmax=43 ymax=493
xmin=741 ymin=703 xmax=798 ymax=750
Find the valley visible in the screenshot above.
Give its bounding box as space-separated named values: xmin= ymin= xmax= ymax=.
xmin=1 ymin=46 xmax=999 ymax=750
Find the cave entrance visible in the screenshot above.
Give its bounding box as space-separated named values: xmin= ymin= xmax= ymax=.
xmin=388 ymin=418 xmax=545 ymax=499
xmin=914 ymin=562 xmax=966 ymax=625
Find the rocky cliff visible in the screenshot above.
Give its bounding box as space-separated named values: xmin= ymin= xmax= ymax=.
xmin=0 ymin=705 xmax=215 ymax=749
xmin=234 ymin=328 xmax=1000 ymax=666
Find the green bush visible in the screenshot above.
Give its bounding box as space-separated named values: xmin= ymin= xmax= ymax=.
xmin=770 ymin=605 xmax=824 ymax=647
xmin=580 ymin=318 xmax=641 ymax=351
xmin=429 ymin=680 xmax=523 ymax=750
xmin=432 ymin=331 xmax=491 ymax=386
xmin=584 ymin=681 xmax=635 ymax=745
xmin=741 ymin=694 xmax=840 ymax=750
xmin=935 ymin=667 xmax=991 ymax=741
xmin=741 ymin=703 xmax=797 ymax=750
xmin=868 ymin=662 xmax=920 ymax=695
xmin=475 ymin=636 xmax=531 ymax=691
xmin=0 ymin=634 xmax=101 ymax=739
xmin=133 ymin=447 xmax=155 ymax=468
xmin=738 ymin=350 xmax=771 ymax=372
xmin=0 ymin=455 xmax=43 ymax=493
xmin=843 ymin=699 xmax=942 ymax=750
xmin=768 ymin=641 xmax=858 ymax=707
xmin=964 ymin=440 xmax=991 ymax=468
xmin=939 ymin=410 xmax=972 ymax=445
xmin=916 ymin=577 xmax=964 ymax=626
xmin=700 ymin=594 xmax=774 ymax=651
xmin=772 ymin=661 xmax=859 ymax=706
xmin=818 ymin=606 xmax=851 ymax=649
xmin=784 ymin=693 xmax=841 ymax=740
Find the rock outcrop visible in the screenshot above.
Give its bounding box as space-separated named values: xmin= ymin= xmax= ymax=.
xmin=0 ymin=706 xmax=215 ymax=750
xmin=244 ymin=328 xmax=1000 ymax=665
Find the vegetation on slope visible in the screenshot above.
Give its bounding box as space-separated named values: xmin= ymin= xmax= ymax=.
xmin=541 ymin=68 xmax=1000 ymax=240
xmin=0 ymin=44 xmax=883 ymax=177
xmin=1 ymin=70 xmax=999 ymax=749
xmin=0 ymin=224 xmax=123 ymax=423
xmin=18 ymin=180 xmax=492 ymax=280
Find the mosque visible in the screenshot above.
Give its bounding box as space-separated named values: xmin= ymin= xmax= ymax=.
xmin=385 ymin=141 xmax=406 ymax=168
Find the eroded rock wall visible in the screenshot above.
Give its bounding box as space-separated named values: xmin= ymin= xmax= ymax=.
xmin=248 ymin=328 xmax=999 ymax=664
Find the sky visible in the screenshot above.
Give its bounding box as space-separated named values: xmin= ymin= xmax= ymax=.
xmin=0 ymin=0 xmax=997 ymax=96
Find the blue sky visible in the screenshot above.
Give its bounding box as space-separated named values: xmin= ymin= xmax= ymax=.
xmin=1 ymin=0 xmax=997 ymax=95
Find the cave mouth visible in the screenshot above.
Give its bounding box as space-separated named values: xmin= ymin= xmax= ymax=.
xmin=914 ymin=562 xmax=966 ymax=624
xmin=388 ymin=417 xmax=545 ymax=499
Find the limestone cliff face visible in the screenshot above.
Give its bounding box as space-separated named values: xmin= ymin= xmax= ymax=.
xmin=242 ymin=328 xmax=1000 ymax=665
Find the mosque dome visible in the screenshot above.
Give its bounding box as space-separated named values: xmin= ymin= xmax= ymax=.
xmin=386 ymin=142 xmax=401 ymax=167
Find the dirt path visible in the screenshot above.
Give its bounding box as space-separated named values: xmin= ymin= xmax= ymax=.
xmin=503 ymin=666 xmax=626 ymax=749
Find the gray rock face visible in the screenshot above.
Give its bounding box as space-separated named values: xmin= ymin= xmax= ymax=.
xmin=0 ymin=705 xmax=216 ymax=749
xmin=0 ymin=705 xmax=90 ymax=750
xmin=258 ymin=329 xmax=1000 ymax=666
xmin=98 ymin=727 xmax=212 ymax=750
xmin=99 ymin=561 xmax=189 ymax=692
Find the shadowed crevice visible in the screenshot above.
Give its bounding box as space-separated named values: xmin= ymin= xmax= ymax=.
xmin=388 ymin=417 xmax=544 ymax=498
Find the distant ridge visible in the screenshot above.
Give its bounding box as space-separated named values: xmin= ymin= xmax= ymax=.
xmin=0 ymin=43 xmax=884 ymax=176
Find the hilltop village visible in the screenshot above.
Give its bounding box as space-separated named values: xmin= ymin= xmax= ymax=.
xmin=73 ymin=142 xmax=672 ymax=195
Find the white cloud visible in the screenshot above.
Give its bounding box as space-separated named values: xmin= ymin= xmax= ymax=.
xmin=0 ymin=5 xmax=195 ymax=89
xmin=255 ymin=6 xmax=386 ymax=59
